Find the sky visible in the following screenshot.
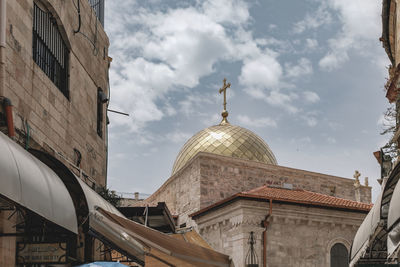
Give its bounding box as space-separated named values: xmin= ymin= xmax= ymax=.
xmin=104 ymin=0 xmax=392 ymax=202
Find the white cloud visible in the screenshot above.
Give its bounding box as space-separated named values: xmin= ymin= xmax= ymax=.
xmin=179 ymin=92 xmax=217 ymax=117
xmin=106 ymin=0 xmax=293 ymax=132
xmin=245 ymin=88 xmax=299 ymax=114
xmin=304 ymin=116 xmax=318 ymax=127
xmin=202 ymin=113 xmax=221 ymax=126
xmin=266 ymin=91 xmax=299 ymax=113
xmin=319 ymin=0 xmax=381 ymax=70
xmin=305 ymin=38 xmax=318 ymax=49
xmin=166 ymin=131 xmax=192 ymax=143
xmin=285 ymin=58 xmax=313 ymax=78
xmin=163 ymin=101 xmax=177 ymax=116
xmin=237 ymin=115 xmax=277 ymax=128
xmin=268 ymin=24 xmax=277 ymax=30
xmin=292 ymin=4 xmax=332 ymax=34
xmin=303 ymin=91 xmax=320 ymax=103
xmin=319 ymin=39 xmax=350 ymax=70
xmin=106 ymin=2 xmax=239 ymax=132
xmin=202 ymin=0 xmax=250 ymax=25
xmin=239 ymin=54 xmax=283 ymax=90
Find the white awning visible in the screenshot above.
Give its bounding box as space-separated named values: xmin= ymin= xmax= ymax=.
xmin=93 ymin=207 xmax=231 ymax=267
xmin=387 ymin=178 xmax=400 ymax=258
xmin=89 ymin=210 xmax=146 ymax=264
xmin=350 ymin=190 xmax=382 ymax=266
xmin=75 ymin=176 xmax=124 ymax=217
xmin=74 ymin=175 xmax=145 ymax=262
xmin=0 ymin=131 xmax=78 ymax=234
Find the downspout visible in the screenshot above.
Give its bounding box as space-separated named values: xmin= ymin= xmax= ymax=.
xmin=3 ymin=97 xmax=14 ymax=138
xmin=263 ymin=199 xmax=272 ymax=267
xmin=0 ymin=0 xmax=6 ymax=96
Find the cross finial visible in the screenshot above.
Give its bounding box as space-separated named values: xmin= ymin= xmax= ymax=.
xmin=219 ymin=78 xmax=231 ymax=125
xmin=353 ymin=170 xmax=361 ymax=187
xmin=364 ymin=177 xmax=369 ymax=187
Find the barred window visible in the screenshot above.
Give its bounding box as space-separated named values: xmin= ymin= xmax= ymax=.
xmin=88 ymin=0 xmax=105 ymax=26
xmin=33 ymin=3 xmax=69 ymax=99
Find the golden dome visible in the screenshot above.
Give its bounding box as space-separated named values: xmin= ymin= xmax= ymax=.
xmin=171 ymin=123 xmax=277 ymax=175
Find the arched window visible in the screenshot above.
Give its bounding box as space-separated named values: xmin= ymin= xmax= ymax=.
xmin=330 ymin=243 xmax=349 ymax=267
xmin=33 ymin=2 xmax=69 ymax=98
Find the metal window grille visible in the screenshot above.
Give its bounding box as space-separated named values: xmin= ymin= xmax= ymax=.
xmin=97 ymin=88 xmax=104 ymax=138
xmin=33 ymin=3 xmax=69 ymax=99
xmin=88 ymin=0 xmax=105 ymax=26
xmin=245 ymin=232 xmax=259 ymax=267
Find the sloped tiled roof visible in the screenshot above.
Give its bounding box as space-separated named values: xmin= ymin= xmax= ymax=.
xmin=190 ymin=185 xmax=372 ymax=218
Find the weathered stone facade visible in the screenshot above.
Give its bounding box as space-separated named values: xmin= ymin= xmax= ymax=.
xmin=0 ymin=0 xmax=109 ymax=185
xmin=146 ymin=152 xmax=371 ymax=226
xmin=0 ymin=1 xmax=110 ymax=264
xmin=194 ymin=199 xmax=366 ymax=267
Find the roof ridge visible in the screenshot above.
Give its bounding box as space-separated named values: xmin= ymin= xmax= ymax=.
xmin=242 ymin=184 xmax=269 ymax=194
xmin=245 ymin=184 xmax=370 ymax=206
xmin=191 ymin=186 xmax=372 ymax=219
xmin=298 ymin=188 xmax=371 ymax=205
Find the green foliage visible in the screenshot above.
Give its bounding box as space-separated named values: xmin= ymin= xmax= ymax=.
xmin=97 ymin=186 xmax=122 ymax=207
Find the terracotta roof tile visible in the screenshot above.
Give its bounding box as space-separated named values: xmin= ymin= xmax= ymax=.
xmin=190 ymin=185 xmax=372 ymax=218
xmin=243 ymin=185 xmax=372 ymax=210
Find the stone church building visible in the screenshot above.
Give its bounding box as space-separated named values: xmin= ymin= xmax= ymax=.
xmin=141 ymin=80 xmax=372 ymax=267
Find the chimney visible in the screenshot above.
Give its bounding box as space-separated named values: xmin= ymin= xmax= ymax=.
xmin=134 ymin=192 xmax=139 ymax=200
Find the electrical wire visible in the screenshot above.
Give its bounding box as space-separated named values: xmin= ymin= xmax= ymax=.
xmin=25 ymin=121 xmax=30 ymax=150
xmin=73 ymin=0 xmax=81 ymax=34
xmin=73 ymin=0 xmax=99 ymax=56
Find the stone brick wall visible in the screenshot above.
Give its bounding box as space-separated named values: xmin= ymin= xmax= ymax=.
xmin=1 ymin=0 xmax=109 ymax=185
xmin=147 ymin=152 xmax=371 ymax=227
xmin=198 ymin=152 xmax=371 ymax=209
xmin=195 ymin=199 xmax=367 ymax=267
xmin=145 ymin=156 xmax=201 ymax=226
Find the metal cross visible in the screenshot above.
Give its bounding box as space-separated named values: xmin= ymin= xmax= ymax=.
xmin=219 ymin=78 xmax=231 ymax=111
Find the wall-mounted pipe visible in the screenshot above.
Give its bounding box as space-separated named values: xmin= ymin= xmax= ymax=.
xmin=3 ymin=97 xmax=14 ymax=138
xmin=263 ymin=199 xmax=272 ymax=267
xmin=0 ymin=0 xmax=7 ymax=96
xmin=73 ymin=0 xmax=81 ymax=34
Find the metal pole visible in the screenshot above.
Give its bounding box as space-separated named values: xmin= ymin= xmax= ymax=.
xmin=263 ymin=199 xmax=272 ymax=267
xmin=107 ymin=108 xmax=129 ymax=116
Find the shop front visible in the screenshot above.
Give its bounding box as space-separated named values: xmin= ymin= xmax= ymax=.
xmin=0 ymin=131 xmax=139 ymax=266
xmin=0 ymin=131 xmax=231 ymax=266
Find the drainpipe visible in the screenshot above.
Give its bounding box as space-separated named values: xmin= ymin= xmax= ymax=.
xmin=262 ymin=199 xmax=272 ymax=267
xmin=3 ymin=97 xmax=14 ymax=138
xmin=0 ymin=0 xmax=6 ymax=96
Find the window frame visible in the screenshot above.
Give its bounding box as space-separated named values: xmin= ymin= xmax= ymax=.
xmin=330 ymin=243 xmax=349 ymax=267
xmin=32 ymin=2 xmax=70 ymax=99
xmin=97 ymin=88 xmax=105 ymax=138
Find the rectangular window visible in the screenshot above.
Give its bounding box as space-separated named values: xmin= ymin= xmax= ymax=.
xmin=97 ymin=88 xmax=104 ymax=138
xmin=33 ymin=3 xmax=69 ymax=99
